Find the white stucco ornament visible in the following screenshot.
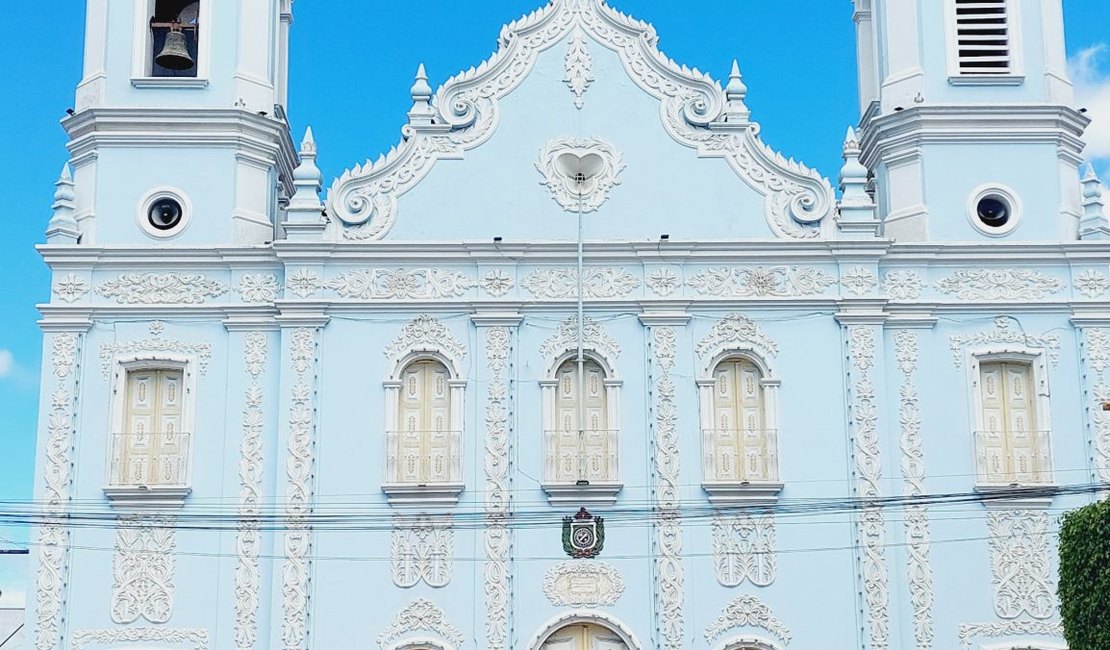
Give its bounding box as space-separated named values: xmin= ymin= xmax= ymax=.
xmin=537 ymin=137 xmax=625 ymax=212
xmin=542 ymin=562 xmax=625 ymax=606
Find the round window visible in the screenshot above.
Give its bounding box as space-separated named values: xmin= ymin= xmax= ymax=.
xmin=137 ymin=188 xmax=191 ymax=239
xmin=967 ymin=185 xmax=1021 ymax=236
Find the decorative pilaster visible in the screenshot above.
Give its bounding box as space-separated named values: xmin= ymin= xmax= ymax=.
xmin=1079 ymin=325 xmax=1110 ymax=481
xmin=473 ymin=313 xmax=522 ymax=650
xmin=280 ymin=324 xmax=323 ymax=650
xmin=845 ymin=323 xmax=890 ymax=650
xmin=893 ymin=330 xmax=934 ymax=649
xmin=33 ymin=330 xmax=84 ymax=650
xmin=235 ymin=332 xmax=269 ymax=650
xmin=643 ymin=313 xmax=689 ymax=650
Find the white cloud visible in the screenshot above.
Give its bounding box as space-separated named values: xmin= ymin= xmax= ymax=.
xmin=0 ymin=350 xmax=12 ymax=379
xmin=1070 ymin=44 xmax=1110 ymax=165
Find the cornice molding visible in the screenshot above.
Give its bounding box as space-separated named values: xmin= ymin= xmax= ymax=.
xmin=326 ymin=0 xmax=833 ymax=242
xmin=860 ymin=105 xmax=1089 ymax=167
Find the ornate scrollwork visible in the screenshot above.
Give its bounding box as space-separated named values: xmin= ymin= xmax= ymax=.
xmin=327 ymin=0 xmax=833 ymax=240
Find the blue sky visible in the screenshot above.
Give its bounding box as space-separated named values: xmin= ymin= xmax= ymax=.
xmin=1 ymin=0 xmax=1109 ymax=606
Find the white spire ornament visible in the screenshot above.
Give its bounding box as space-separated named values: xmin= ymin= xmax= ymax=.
xmin=45 ymin=164 xmax=80 ymax=244
xmin=407 ymin=64 xmax=435 ymax=128
xmin=1079 ymin=165 xmax=1110 ymax=240
xmin=721 ymin=60 xmax=750 ymax=124
xmin=836 ymin=127 xmax=880 ymax=239
xmin=282 ymin=127 xmax=327 ymax=241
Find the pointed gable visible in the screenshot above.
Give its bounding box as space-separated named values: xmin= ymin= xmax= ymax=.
xmin=326 ymin=0 xmax=834 ymax=242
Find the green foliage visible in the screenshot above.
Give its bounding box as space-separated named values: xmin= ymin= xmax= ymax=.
xmin=1058 ymin=498 xmax=1110 ymax=650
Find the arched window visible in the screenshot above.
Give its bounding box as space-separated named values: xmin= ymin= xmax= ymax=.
xmin=391 ymin=360 xmax=457 ymax=485
xmin=697 ymin=353 xmax=782 ymax=505
xmin=975 ymin=359 xmax=1051 ymax=485
xmin=707 ymin=358 xmax=772 ymax=481
xmin=540 ymin=623 xmax=628 ymax=650
xmin=549 ymin=358 xmax=612 ymax=483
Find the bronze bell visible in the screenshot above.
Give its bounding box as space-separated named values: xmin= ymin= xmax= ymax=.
xmin=156 ymin=27 xmax=194 ymax=71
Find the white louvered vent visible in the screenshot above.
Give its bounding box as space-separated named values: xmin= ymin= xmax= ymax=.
xmin=954 ymin=0 xmax=1012 ymax=75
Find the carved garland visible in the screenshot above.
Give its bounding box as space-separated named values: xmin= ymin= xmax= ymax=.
xmin=956 ymin=620 xmax=1063 ymax=650
xmin=948 ymin=317 xmax=1061 ymax=368
xmin=327 ymin=0 xmax=833 ymax=240
xmin=563 ymin=30 xmax=594 ymax=108
xmin=934 ymin=269 xmax=1065 ymax=301
xmin=281 ymin=328 xmax=319 ymax=650
xmin=483 ymin=326 xmax=512 ymax=648
xmin=100 ymin=337 xmax=213 ymax=378
xmin=111 ymin=517 xmax=176 ymax=624
xmin=695 ymin=313 xmax=778 ymax=371
xmin=96 ymin=273 xmax=228 ymax=304
xmin=847 ymin=326 xmax=890 ymax=650
xmin=650 ymin=326 xmax=684 ymax=649
xmin=235 ymin=332 xmax=268 ymax=649
xmin=540 ymin=315 xmax=621 ymax=366
xmin=34 ymin=333 xmax=81 ymax=650
xmin=703 ymin=594 xmax=792 ymax=647
xmin=71 ymin=628 xmax=208 ymax=650
xmin=522 ymin=267 xmax=640 ymax=299
xmin=385 ymin=315 xmax=467 ymax=372
xmin=377 ymin=599 xmax=465 ymax=649
xmin=687 ymin=266 xmax=835 ymax=298
xmin=893 ymin=331 xmax=935 ymax=649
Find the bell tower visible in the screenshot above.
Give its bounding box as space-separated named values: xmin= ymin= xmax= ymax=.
xmin=854 ymin=0 xmax=1092 ymax=241
xmin=59 ymin=0 xmax=297 ymax=246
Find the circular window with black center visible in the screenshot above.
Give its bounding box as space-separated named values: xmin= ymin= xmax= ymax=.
xmin=967 ymin=185 xmax=1021 ymax=236
xmin=137 ymin=188 xmax=191 ymax=239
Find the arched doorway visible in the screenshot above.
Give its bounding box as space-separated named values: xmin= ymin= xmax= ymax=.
xmin=540 ymin=623 xmax=629 ymax=649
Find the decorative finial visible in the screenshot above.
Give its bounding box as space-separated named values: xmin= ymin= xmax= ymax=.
xmin=1080 ymin=165 xmax=1110 ymax=240
xmin=300 ymin=126 xmax=317 ymax=158
xmin=408 ymin=64 xmax=435 ymax=128
xmin=46 ymin=164 xmax=79 ymax=244
xmin=283 ymin=126 xmax=326 ymax=240
xmin=720 ymin=60 xmax=750 ymax=125
xmin=726 ymin=60 xmax=747 ymax=100
xmin=837 ymin=126 xmax=879 ymax=238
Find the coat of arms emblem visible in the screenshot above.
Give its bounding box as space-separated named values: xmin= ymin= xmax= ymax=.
xmin=562 ymin=507 xmax=605 ymax=558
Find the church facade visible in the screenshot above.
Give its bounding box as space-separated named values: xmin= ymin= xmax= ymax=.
xmin=26 ymin=1 xmax=1110 ymax=649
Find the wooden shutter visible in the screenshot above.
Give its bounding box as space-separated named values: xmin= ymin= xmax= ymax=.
xmin=123 ymin=368 xmax=184 ymax=485
xmin=397 ymin=361 xmax=453 ymax=483
xmin=954 ymin=0 xmax=1012 ymax=75
xmin=711 ymin=360 xmax=766 ymax=481
xmin=979 ymin=361 xmax=1040 ymax=483
xmin=553 ymin=359 xmax=610 ymax=482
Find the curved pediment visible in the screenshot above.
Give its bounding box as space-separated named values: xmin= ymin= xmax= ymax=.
xmin=326 ymin=0 xmax=835 ymax=241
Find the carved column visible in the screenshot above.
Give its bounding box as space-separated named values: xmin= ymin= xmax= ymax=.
xmin=33 ymin=325 xmax=88 ymax=650
xmin=892 ymin=325 xmax=935 ymax=650
xmin=472 ymin=313 xmax=522 ymax=649
xmin=839 ymin=316 xmax=892 ymax=650
xmin=224 ymin=316 xmax=277 ymax=650
xmin=276 ymin=315 xmax=326 ymax=650
xmin=641 ymin=312 xmax=689 ymax=650
xmin=1074 ymin=317 xmax=1110 ymax=483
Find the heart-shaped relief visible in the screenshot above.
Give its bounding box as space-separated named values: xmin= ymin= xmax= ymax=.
xmin=538 ymin=138 xmax=625 ymax=212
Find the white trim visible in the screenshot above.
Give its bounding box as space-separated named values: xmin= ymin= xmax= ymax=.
xmin=136 ymin=186 xmax=193 ymax=240
xmin=979 ymin=643 xmax=1066 ymax=650
xmin=525 ymin=610 xmax=644 ymax=650
xmin=967 ymin=184 xmax=1023 ymax=237
xmin=104 ymin=353 xmax=197 ymax=509
xmin=385 ymin=641 xmax=455 ymax=650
